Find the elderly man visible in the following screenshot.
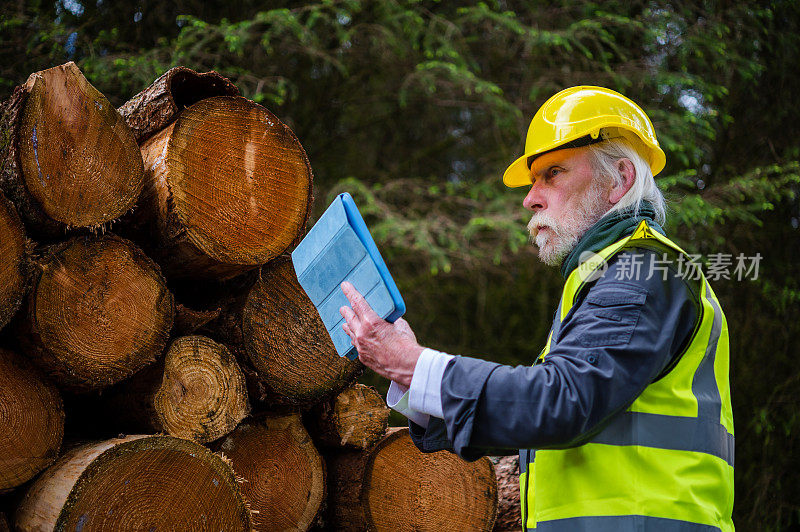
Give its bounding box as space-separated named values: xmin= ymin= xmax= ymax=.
xmin=340 ymin=86 xmax=734 ymax=532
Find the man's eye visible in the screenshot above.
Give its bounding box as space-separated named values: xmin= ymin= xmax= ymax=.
xmin=548 ymin=168 xmax=562 ymax=178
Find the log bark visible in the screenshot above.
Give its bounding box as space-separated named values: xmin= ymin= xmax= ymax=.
xmin=173 ymin=302 xmax=222 ymax=336
xmin=240 ymin=255 xmax=362 ymax=406
xmin=0 ymin=192 xmax=29 ymax=330
xmin=0 ymin=61 xmax=144 ymax=237
xmin=136 ymin=95 xmax=313 ymax=280
xmin=491 ymin=456 xmax=522 ymax=531
xmin=307 ymin=384 xmax=389 ymax=449
xmin=105 ymin=335 xmax=249 ymax=443
xmin=326 ymin=447 xmax=370 ymax=530
xmin=328 ymin=428 xmax=498 ymax=531
xmin=0 ymin=347 xmax=64 ymax=493
xmin=118 ymin=66 xmax=239 ymax=143
xmin=15 ymin=234 xmax=174 ymax=391
xmin=217 ymin=414 xmax=325 ymax=531
xmin=15 ymin=435 xmax=252 ymax=531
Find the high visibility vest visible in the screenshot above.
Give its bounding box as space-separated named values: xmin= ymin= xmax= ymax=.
xmin=519 ymin=220 xmax=734 ymax=531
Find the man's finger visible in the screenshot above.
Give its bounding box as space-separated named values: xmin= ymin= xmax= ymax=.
xmin=341 ymin=282 xmax=381 ymax=322
xmin=339 ymin=304 xmax=360 ymax=330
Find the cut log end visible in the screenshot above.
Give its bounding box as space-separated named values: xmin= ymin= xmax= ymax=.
xmin=327 ymin=428 xmax=498 ymax=531
xmin=17 ymin=234 xmax=174 ymax=391
xmin=218 ymin=414 xmax=325 ymax=531
xmin=15 ymin=435 xmax=252 ymax=531
xmin=311 ymin=384 xmax=389 ymax=449
xmin=243 ymin=256 xmax=362 ymax=405
xmin=16 ymin=62 xmax=144 ymax=228
xmin=0 ymin=192 xmax=27 ymax=329
xmin=154 ymin=335 xmax=250 ymax=443
xmin=139 ymin=96 xmax=313 ymax=280
xmin=0 ymin=348 xmax=64 ymax=493
xmin=363 ymin=428 xmax=498 ymax=531
xmin=333 ymin=385 xmax=389 ymax=448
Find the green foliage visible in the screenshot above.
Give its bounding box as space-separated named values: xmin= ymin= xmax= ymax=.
xmin=325 ymin=176 xmax=528 ymax=274
xmin=2 ymin=1 xmax=799 ymax=528
xmin=660 ymin=162 xmax=800 ymax=246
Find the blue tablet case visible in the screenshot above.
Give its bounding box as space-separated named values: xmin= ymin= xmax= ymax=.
xmin=291 ymin=193 xmax=406 ymax=360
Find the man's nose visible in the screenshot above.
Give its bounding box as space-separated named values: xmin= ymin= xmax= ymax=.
xmin=523 ymin=181 xmax=545 ymax=212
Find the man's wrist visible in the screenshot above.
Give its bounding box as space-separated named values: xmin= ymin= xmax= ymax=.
xmin=394 ymin=343 xmax=424 ymax=387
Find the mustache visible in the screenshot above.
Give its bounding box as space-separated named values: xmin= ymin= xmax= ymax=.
xmin=527 ymin=212 xmax=562 ymax=238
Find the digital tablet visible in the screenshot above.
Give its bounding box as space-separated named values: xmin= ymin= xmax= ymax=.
xmin=291 ymin=193 xmax=406 ymax=359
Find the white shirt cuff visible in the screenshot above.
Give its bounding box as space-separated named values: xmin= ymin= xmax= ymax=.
xmin=387 ymin=381 xmax=430 ymax=428
xmin=408 ymin=348 xmax=454 ymax=419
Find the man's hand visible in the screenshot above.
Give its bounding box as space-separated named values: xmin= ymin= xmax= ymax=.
xmin=339 ymin=281 xmax=423 ymax=387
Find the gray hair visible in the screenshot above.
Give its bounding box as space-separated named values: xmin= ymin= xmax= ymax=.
xmin=587 ymin=137 xmax=667 ymax=225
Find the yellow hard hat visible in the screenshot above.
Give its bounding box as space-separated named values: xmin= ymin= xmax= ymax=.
xmin=502 ymin=86 xmax=666 ymax=187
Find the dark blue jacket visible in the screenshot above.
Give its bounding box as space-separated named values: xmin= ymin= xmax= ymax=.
xmin=409 ymin=244 xmax=700 ymax=460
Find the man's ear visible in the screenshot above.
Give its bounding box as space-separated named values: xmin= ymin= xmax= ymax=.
xmin=609 ymin=158 xmax=636 ymax=204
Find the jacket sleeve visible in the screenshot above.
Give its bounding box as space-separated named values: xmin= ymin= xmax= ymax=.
xmin=408 ymin=417 xmax=455 ymax=453
xmin=437 ymin=248 xmax=700 ymax=461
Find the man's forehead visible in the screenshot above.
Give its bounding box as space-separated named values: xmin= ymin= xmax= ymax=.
xmin=529 ymin=146 xmax=589 ymax=177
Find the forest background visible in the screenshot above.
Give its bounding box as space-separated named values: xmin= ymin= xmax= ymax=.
xmin=2 ymin=0 xmax=798 ymax=529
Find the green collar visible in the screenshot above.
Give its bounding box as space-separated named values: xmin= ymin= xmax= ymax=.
xmin=559 ymin=202 xmax=665 ymax=279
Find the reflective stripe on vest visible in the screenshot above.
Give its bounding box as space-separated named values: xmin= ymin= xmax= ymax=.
xmin=519 ymin=220 xmax=734 ymax=532
xmin=531 ymin=515 xmax=724 ymax=531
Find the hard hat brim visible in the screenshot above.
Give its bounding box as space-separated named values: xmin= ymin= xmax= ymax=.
xmin=502 ymin=153 xmax=534 ymax=188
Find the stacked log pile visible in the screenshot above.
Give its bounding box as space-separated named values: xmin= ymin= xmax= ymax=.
xmin=0 ymin=61 xmax=513 ymax=531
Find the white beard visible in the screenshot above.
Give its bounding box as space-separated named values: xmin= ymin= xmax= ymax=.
xmin=528 ymin=179 xmax=610 ymax=267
